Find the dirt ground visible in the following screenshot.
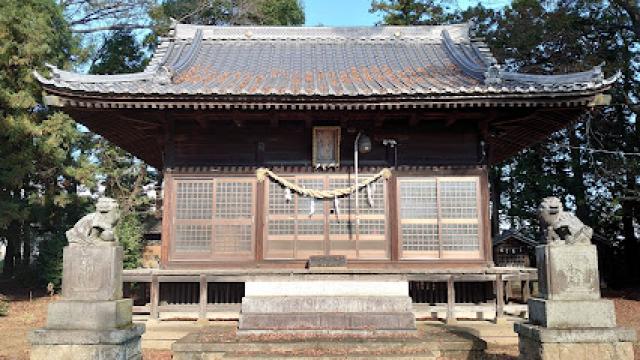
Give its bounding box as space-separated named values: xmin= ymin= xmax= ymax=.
xmin=0 ymin=283 xmax=639 ymax=360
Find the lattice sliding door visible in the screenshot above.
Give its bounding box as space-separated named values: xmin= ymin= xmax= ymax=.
xmin=265 ymin=174 xmax=389 ymax=260
xmin=438 ymin=177 xmax=480 ymax=258
xmin=171 ymin=178 xmax=255 ymax=261
xmin=398 ymin=178 xmax=439 ymax=259
xmin=398 ymin=176 xmax=481 ymax=260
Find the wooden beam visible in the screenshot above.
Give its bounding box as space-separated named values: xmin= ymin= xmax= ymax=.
xmin=194 ymin=115 xmax=208 ymax=129
xmin=409 ymin=116 xmax=420 ymax=127
xmin=374 ymin=115 xmax=384 ymax=128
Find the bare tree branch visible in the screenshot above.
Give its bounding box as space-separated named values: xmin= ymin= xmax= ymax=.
xmin=71 ymin=23 xmax=152 ymax=33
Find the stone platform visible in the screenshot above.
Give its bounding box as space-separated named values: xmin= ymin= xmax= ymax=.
xmin=238 ymin=280 xmax=417 ymax=335
xmin=29 ymin=324 xmax=145 ymax=360
xmin=172 ymin=322 xmax=486 ymax=359
xmin=515 ymin=323 xmax=635 ymax=360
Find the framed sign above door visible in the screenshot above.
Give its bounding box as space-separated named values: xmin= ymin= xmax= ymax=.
xmin=312 ymin=126 xmax=340 ymax=169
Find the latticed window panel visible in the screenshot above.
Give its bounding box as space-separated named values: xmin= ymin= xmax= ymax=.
xmin=329 ymin=178 xmax=353 ymax=213
xmin=297 ymin=179 xmax=325 ymax=215
xmin=268 ymin=219 xmax=295 ymax=236
xmin=297 ymin=220 xmax=325 ymax=235
xmin=216 ymin=182 xmax=253 ymax=219
xmin=439 ymin=180 xmax=478 ymax=219
xmin=265 ymin=174 xmax=389 ymax=260
xmin=176 ymin=182 xmax=214 ymax=220
xmin=213 ymin=224 xmax=252 ymax=253
xmin=268 ymin=181 xmax=294 ymax=215
xmin=359 ymin=219 xmax=385 ymax=236
xmin=398 ymin=177 xmax=481 ymax=259
xmin=441 ymin=223 xmax=479 ymax=251
xmin=175 ymin=224 xmax=212 ymax=252
xmin=329 ymin=219 xmax=356 ymax=236
xmin=401 ymin=223 xmax=439 ymax=252
xmin=399 ymin=180 xmax=437 ymax=219
xmin=172 ymin=178 xmax=255 ymax=260
xmin=356 ymin=178 xmax=385 ymax=215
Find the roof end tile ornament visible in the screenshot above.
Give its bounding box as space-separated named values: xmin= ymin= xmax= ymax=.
xmin=484 ymin=65 xmax=502 ymax=85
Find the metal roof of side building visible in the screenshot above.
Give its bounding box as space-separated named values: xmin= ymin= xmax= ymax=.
xmin=34 ymin=23 xmax=616 ymax=110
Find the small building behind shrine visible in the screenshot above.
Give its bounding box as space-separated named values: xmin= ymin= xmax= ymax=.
xmin=493 ymin=231 xmax=539 ymax=268
xmin=35 ymin=23 xmax=615 ymax=319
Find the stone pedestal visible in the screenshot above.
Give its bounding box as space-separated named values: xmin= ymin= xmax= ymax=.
xmin=238 ymin=280 xmax=416 ymax=335
xmin=515 ymin=244 xmax=635 ymax=360
xmin=30 ymin=245 xmax=143 ymax=360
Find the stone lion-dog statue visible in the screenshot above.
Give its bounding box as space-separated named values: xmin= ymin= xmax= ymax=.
xmin=66 ymin=197 xmax=120 ymax=245
xmin=538 ymin=196 xmax=593 ymax=245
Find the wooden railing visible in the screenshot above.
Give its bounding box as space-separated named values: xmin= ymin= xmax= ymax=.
xmin=122 ymin=267 xmax=537 ymax=323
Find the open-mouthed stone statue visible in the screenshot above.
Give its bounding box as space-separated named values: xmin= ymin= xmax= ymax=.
xmin=538 ymin=196 xmax=593 ymax=245
xmin=66 ymin=197 xmax=120 ymax=245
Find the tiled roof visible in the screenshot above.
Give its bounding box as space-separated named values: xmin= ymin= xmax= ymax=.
xmin=35 ymin=23 xmax=615 ymax=104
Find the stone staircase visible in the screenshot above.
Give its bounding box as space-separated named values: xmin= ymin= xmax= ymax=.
xmin=171 ymin=323 xmax=486 ymax=360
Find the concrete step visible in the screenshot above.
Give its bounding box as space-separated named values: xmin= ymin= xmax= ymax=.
xmin=241 ymin=296 xmax=412 ymax=313
xmin=172 ymin=323 xmax=486 ymax=360
xmin=239 ymin=312 xmax=416 ymax=331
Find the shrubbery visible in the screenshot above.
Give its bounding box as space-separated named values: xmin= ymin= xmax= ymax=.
xmin=35 ymin=234 xmax=67 ymax=289
xmin=115 ymin=212 xmax=143 ymax=270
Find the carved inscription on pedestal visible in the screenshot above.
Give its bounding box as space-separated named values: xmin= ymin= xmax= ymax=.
xmin=62 ymin=245 xmax=123 ymax=301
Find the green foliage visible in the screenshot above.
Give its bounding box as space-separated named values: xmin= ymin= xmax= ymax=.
xmin=89 ymin=31 xmax=148 ymax=75
xmin=116 ymin=212 xmax=143 ymax=270
xmin=151 ymin=0 xmax=304 ymax=38
xmin=0 ymin=0 xmax=88 ymax=276
xmin=35 ymin=234 xmax=67 ymax=289
xmin=370 ymin=0 xmax=446 ymax=25
xmin=257 ymin=0 xmax=305 ymax=25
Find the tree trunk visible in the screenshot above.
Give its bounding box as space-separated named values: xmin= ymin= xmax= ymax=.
xmin=623 ymin=172 xmax=639 ymax=285
xmin=21 ymin=222 xmax=31 ymax=267
xmin=3 ymin=221 xmax=19 ymax=275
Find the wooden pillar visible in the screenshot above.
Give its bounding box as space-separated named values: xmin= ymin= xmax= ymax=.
xmin=446 ymin=276 xmax=456 ymax=324
xmin=389 ymin=175 xmax=399 ymax=261
xmin=199 ymin=274 xmax=208 ymax=323
xmin=495 ymin=273 xmax=505 ymax=323
xmin=150 ymin=274 xmax=159 ymax=320
xmin=255 ymin=180 xmax=265 ymax=262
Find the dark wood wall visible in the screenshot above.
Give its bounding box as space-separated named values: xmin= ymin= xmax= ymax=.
xmin=169 ymin=111 xmax=483 ymax=168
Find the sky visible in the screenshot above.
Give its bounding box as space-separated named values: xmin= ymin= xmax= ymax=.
xmin=303 ymin=0 xmax=511 ymax=26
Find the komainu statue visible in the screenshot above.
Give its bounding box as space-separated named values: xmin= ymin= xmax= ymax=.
xmin=538 ymin=196 xmax=593 ymax=245
xmin=66 ymin=197 xmax=120 ymax=245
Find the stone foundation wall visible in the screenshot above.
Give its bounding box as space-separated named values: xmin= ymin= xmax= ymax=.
xmin=518 ymin=336 xmax=634 ymax=360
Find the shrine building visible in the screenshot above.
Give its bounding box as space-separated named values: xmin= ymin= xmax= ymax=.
xmin=35 ymin=23 xmax=614 ymax=322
